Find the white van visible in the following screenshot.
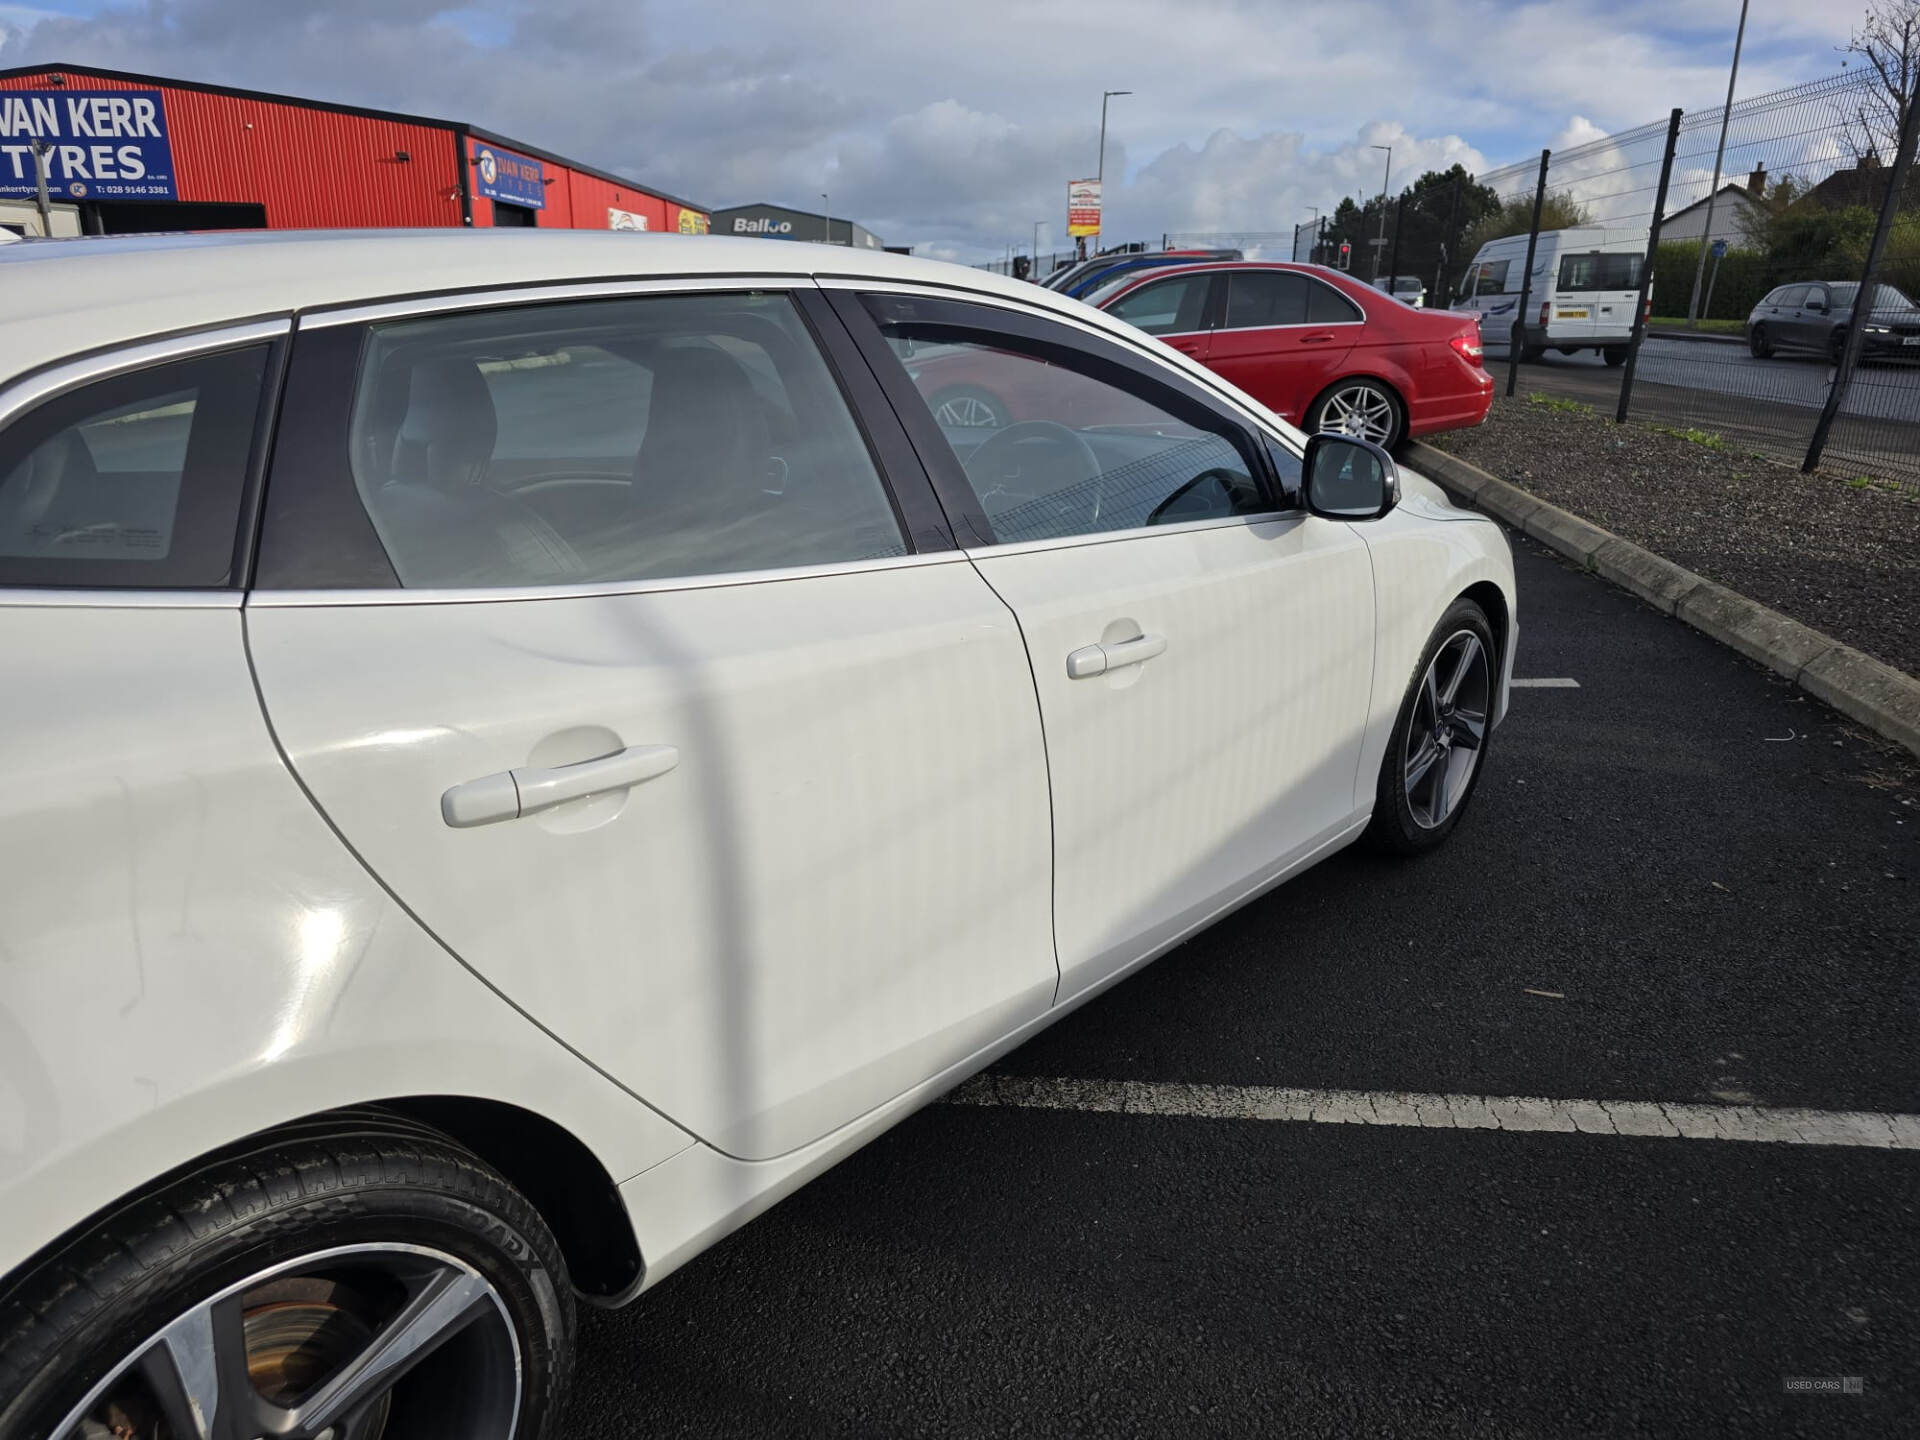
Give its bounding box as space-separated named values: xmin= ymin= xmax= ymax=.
xmin=1453 ymin=227 xmax=1646 ymax=365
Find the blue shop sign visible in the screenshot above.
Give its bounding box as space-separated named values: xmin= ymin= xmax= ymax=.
xmin=474 ymin=143 xmax=545 ymax=210
xmin=0 ymin=88 xmax=178 ymax=201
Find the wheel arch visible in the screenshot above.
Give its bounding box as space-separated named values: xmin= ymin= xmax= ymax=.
xmin=1460 ymin=578 xmax=1510 ymax=675
xmin=381 ymin=1096 xmax=646 ymax=1305
xmin=0 ymin=1097 xmax=651 ymax=1315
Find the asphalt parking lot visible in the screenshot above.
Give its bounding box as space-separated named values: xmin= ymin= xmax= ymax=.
xmin=565 ymin=537 xmax=1920 ymax=1438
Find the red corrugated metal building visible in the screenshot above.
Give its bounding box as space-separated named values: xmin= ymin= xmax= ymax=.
xmin=0 ymin=62 xmax=707 ymax=236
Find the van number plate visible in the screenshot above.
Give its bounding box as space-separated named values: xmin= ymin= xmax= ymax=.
xmin=1556 ymin=309 xmax=1589 ymax=320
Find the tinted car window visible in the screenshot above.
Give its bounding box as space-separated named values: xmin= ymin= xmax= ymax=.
xmin=1557 ymin=253 xmax=1642 ymax=291
xmin=1306 ymin=280 xmax=1365 ymax=323
xmin=0 ymin=345 xmax=268 ymax=588
xmin=1103 ymin=274 xmax=1211 ymax=334
xmin=1463 ymin=259 xmax=1511 ymax=297
xmin=1777 ymin=286 xmax=1808 ymax=308
xmin=879 ymin=327 xmax=1266 ymax=545
xmin=347 ymin=293 xmax=905 ymax=589
xmin=1225 ymin=272 xmax=1309 ymax=328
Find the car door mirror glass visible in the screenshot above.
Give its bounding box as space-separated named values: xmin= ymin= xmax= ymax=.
xmin=1806 ymin=298 xmax=1825 ymax=313
xmin=1302 ymin=433 xmax=1397 ymax=520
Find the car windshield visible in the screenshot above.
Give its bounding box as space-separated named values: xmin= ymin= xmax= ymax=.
xmin=1082 ymin=268 xmax=1186 ymax=306
xmin=1829 ymin=283 xmax=1917 ymax=311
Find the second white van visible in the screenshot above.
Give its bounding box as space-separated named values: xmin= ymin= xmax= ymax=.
xmin=1454 ymin=227 xmax=1647 ymax=365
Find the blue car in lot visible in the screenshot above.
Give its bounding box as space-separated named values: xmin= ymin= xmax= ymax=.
xmin=1049 ymin=250 xmax=1242 ymax=300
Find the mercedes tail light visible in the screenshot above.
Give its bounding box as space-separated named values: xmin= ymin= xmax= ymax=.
xmin=1450 ymin=333 xmax=1484 ymax=365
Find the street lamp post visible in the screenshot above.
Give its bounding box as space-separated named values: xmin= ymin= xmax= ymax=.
xmin=1032 ymin=220 xmax=1043 ymax=278
xmin=1306 ymin=205 xmax=1320 ymax=262
xmin=821 ymin=192 xmax=831 ymax=245
xmin=1686 ymin=0 xmax=1749 ymax=326
xmin=1370 ymin=144 xmax=1392 ymax=281
xmin=1096 ymin=88 xmax=1131 ymax=255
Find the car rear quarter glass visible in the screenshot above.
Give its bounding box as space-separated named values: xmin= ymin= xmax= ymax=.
xmin=0 ymin=345 xmax=268 ymax=589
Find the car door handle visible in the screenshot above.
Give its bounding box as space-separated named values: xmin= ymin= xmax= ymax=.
xmin=1167 ymin=339 xmax=1205 ymax=355
xmin=1066 ymin=633 xmax=1167 ymax=680
xmin=441 ymin=744 xmax=680 ymax=828
xmin=1301 ymin=333 xmax=1336 ymax=344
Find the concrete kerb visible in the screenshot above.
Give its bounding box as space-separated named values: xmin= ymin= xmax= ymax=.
xmin=1402 ymin=440 xmax=1920 ymax=761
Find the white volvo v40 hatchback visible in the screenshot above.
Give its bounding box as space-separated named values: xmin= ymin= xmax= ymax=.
xmin=0 ymin=231 xmax=1514 ymax=1437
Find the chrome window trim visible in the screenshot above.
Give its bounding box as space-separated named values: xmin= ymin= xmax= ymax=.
xmin=247 ymin=548 xmax=966 ymax=608
xmin=822 ymin=277 xmax=1307 ymax=459
xmin=0 ymin=319 xmax=290 ymax=434
xmin=0 ymin=589 xmax=242 ymax=609
xmin=961 ymin=510 xmax=1300 ymax=561
xmin=300 ymin=275 xmax=812 ymax=329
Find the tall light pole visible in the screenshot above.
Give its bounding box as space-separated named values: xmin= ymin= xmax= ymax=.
xmin=1686 ymin=0 xmax=1749 ymax=326
xmin=1306 ymin=205 xmax=1320 ymax=262
xmin=821 ymin=191 xmax=831 ymax=245
xmin=1370 ymin=144 xmax=1392 ymax=280
xmin=1097 ymin=88 xmax=1131 ymax=253
xmin=1032 ymin=219 xmax=1044 ymax=276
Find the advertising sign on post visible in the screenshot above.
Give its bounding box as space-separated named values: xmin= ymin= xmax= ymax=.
xmin=1067 ymin=178 xmax=1102 ymax=237
xmin=0 ymin=89 xmax=177 ymax=201
xmin=473 ymin=142 xmax=546 ymax=210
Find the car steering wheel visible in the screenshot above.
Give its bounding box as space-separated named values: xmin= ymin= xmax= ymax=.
xmin=961 ymin=421 xmax=1104 ymax=534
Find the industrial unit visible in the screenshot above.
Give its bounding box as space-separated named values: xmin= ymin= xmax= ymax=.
xmin=0 ymin=63 xmax=707 ymax=236
xmin=709 ymin=201 xmax=886 ymax=250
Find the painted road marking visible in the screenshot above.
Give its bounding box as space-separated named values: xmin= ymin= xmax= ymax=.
xmin=1510 ymin=677 xmax=1581 ymax=688
xmin=946 ymin=1075 xmax=1920 ymax=1150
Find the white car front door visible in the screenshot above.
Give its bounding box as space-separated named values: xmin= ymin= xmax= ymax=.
xmin=245 ymin=287 xmax=1057 ymax=1161
xmin=841 ymin=291 xmax=1377 ymax=1000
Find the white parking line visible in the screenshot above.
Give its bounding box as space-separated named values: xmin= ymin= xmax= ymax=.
xmin=945 ymin=1075 xmax=1920 ymax=1150
xmin=1510 ymin=677 xmax=1581 ymax=688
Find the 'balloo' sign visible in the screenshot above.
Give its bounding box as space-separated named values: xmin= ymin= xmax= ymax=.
xmin=0 ymin=89 xmax=178 ymax=201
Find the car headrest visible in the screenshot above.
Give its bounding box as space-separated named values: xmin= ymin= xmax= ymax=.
xmin=633 ymin=348 xmax=772 ymax=511
xmin=393 ymin=356 xmax=498 ymax=489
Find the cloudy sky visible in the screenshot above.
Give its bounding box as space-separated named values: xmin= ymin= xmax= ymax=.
xmin=0 ymin=0 xmax=1869 ymax=260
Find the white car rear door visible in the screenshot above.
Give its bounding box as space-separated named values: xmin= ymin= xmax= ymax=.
xmin=244 ymin=284 xmax=1057 ymax=1161
xmin=834 ymin=289 xmax=1376 ymax=1001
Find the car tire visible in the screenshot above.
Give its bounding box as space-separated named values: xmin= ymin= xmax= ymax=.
xmin=1602 ymin=346 xmax=1628 ymax=367
xmin=0 ymin=1113 xmax=574 ymax=1440
xmin=1306 ymin=378 xmax=1405 ymax=450
xmin=1519 ymin=344 xmax=1546 ymax=362
xmin=1829 ymin=329 xmax=1848 ymax=366
xmin=926 ymin=385 xmax=1010 ymax=430
xmin=1367 ymin=598 xmax=1496 ymax=856
xmin=1749 ymin=324 xmax=1772 ymax=359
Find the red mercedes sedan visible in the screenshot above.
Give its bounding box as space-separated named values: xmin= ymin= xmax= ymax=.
xmin=1088 ymin=261 xmax=1492 ymax=450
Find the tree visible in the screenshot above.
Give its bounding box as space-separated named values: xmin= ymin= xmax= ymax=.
xmin=1837 ymin=0 xmax=1920 ymax=164
xmin=1460 ymin=192 xmax=1593 ymax=256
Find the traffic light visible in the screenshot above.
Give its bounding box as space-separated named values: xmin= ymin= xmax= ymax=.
xmin=1338 ymin=241 xmax=1352 ymax=271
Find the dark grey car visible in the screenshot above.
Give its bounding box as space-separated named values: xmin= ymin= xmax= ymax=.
xmin=1746 ymin=281 xmax=1920 ymax=362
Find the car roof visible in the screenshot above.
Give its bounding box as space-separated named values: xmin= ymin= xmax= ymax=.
xmin=0 ymin=229 xmax=1126 ymax=387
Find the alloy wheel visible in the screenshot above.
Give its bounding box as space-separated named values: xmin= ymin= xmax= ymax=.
xmin=1403 ymin=629 xmax=1490 ymax=830
xmin=930 ymin=392 xmax=1006 ymax=429
xmin=1318 ymin=384 xmax=1398 ymax=447
xmin=51 ymin=1244 xmax=522 ymax=1440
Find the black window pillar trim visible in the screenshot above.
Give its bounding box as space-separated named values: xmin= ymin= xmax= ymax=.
xmin=232 ymin=334 xmax=295 ymax=590
xmin=819 ymin=288 xmax=996 ymax=548
xmin=791 ymin=288 xmax=955 ymax=554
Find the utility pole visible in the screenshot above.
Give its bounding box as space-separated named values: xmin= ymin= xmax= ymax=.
xmin=1097 ymin=89 xmax=1131 ymax=251
xmin=821 ymin=192 xmax=831 ymax=245
xmin=1370 ymin=144 xmax=1392 ymax=280
xmin=1033 ymin=219 xmax=1043 ymax=276
xmin=1686 ymin=0 xmax=1748 ymax=326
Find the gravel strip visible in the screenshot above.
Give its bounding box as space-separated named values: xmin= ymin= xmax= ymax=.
xmin=1427 ymin=388 xmax=1920 ymax=678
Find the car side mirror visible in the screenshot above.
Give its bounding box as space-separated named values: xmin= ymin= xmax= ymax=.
xmin=1302 ymin=433 xmax=1399 ymax=520
xmin=1806 ymin=299 xmax=1826 ymax=313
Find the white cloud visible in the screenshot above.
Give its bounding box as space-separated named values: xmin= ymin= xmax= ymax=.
xmin=0 ymin=0 xmax=1862 ymax=260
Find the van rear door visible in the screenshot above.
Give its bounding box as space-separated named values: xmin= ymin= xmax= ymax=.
xmin=1557 ymin=250 xmax=1642 ymax=344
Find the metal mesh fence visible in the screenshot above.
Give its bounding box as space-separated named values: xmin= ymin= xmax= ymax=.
xmin=1469 ymin=70 xmax=1920 ymax=483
